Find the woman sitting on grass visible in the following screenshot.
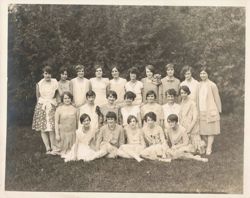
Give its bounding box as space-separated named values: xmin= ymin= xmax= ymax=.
xmin=62 ymin=113 xmax=101 ymax=162
xmin=96 ymin=111 xmax=125 ymax=158
xmin=117 ymin=115 xmax=145 ymax=162
xmin=140 ymin=112 xmax=171 ymax=162
xmin=165 ymin=114 xmax=208 ymax=162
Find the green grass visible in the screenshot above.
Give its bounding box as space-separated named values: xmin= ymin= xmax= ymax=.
xmin=5 ymin=114 xmax=243 ymax=193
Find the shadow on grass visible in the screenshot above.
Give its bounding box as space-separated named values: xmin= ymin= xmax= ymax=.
xmin=5 ymin=114 xmax=243 ymax=193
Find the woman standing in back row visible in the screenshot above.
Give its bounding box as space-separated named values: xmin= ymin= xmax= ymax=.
xmin=197 ymin=66 xmax=222 ymax=155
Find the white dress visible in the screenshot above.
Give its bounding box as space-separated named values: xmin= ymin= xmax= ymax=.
xmin=125 ymin=81 xmax=143 ymax=106
xmin=121 ymin=105 xmax=140 ymax=127
xmin=109 ymin=77 xmax=127 ymax=105
xmin=70 ymin=77 xmax=90 ymax=107
xmin=162 ymin=103 xmax=180 ymax=129
xmin=180 ymin=77 xmax=199 ymax=102
xmin=78 ymin=104 xmax=99 ymax=130
xmin=62 ymin=127 xmax=98 ymax=162
xmin=90 ymin=78 xmax=109 ymax=106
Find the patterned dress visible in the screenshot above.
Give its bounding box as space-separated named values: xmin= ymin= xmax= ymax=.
xmin=32 ymin=78 xmax=58 ymax=132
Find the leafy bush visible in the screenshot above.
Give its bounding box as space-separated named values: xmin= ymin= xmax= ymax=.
xmin=8 ymin=5 xmax=245 ymax=125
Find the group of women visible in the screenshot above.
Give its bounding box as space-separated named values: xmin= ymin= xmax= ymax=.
xmin=32 ymin=63 xmax=222 ymax=163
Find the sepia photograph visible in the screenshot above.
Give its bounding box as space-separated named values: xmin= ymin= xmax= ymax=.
xmin=1 ymin=0 xmax=248 ymax=196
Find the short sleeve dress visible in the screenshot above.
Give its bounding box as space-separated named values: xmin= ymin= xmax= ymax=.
xmin=32 ymin=78 xmax=58 ymax=132
xmin=141 ymin=103 xmax=163 ymax=126
xmin=62 ymin=126 xmax=98 ymax=162
xmin=55 ymin=105 xmax=77 ymax=153
xmin=125 ymin=81 xmax=143 ymax=106
xmin=121 ymin=105 xmax=140 ymax=127
xmin=109 ymin=77 xmax=127 ymax=105
xmin=70 ymin=77 xmax=90 ymax=107
xmin=90 ymin=77 xmax=109 ymax=106
xmin=141 ymin=77 xmax=159 ymax=103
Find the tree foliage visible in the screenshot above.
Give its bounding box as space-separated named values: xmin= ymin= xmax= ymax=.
xmin=8 ymin=5 xmax=245 ymax=125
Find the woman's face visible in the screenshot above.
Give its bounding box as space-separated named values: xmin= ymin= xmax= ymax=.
xmin=95 ymin=68 xmax=103 ymax=78
xmin=130 ymin=73 xmax=137 ymax=81
xmin=200 ymin=70 xmax=208 ymax=81
xmin=111 ymin=67 xmax=119 ymax=78
xmin=60 ymin=71 xmax=68 ymax=81
xmin=146 ymin=94 xmax=155 ymax=103
xmin=184 ymin=70 xmax=192 ymax=81
xmin=180 ymin=89 xmax=188 ymax=100
xmin=82 ymin=117 xmax=90 ymax=128
xmin=77 ymin=69 xmax=84 ymax=78
xmin=125 ymin=97 xmax=133 ymax=105
xmin=43 ymin=71 xmax=51 ymax=81
xmin=87 ymin=96 xmax=95 ymax=105
xmin=146 ymin=68 xmax=153 ymax=78
xmin=63 ymin=94 xmax=72 ymax=105
xmin=167 ymin=120 xmax=177 ymax=129
xmin=166 ymin=68 xmax=174 ymax=77
xmin=146 ymin=117 xmax=155 ymax=128
xmin=166 ymin=94 xmax=175 ymax=104
xmin=129 ymin=118 xmax=137 ymax=128
xmin=107 ymin=117 xmax=116 ymax=126
xmin=107 ymin=94 xmax=116 ymax=104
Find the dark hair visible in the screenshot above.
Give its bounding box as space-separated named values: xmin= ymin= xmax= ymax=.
xmin=61 ymin=91 xmax=73 ymax=103
xmin=75 ymin=64 xmax=85 ymax=72
xmin=179 ymin=85 xmax=191 ymax=95
xmin=144 ymin=112 xmax=157 ymax=122
xmin=167 ymin=114 xmax=178 ymax=123
xmin=111 ymin=65 xmax=120 ymax=72
xmin=94 ymin=64 xmax=103 ymax=71
xmin=127 ymin=115 xmax=138 ymax=124
xmin=59 ymin=66 xmax=68 ymax=75
xmin=199 ymin=66 xmax=210 ymax=75
xmin=165 ymin=63 xmax=174 ymax=71
xmin=165 ymin=88 xmax=177 ymax=97
xmin=145 ymin=65 xmax=155 ymax=74
xmin=180 ymin=65 xmax=193 ymax=78
xmin=86 ymin=90 xmax=96 ymax=98
xmin=42 ymin=66 xmax=52 ymax=74
xmin=146 ymin=90 xmax=157 ymax=99
xmin=129 ymin=67 xmax=139 ymax=77
xmin=106 ymin=111 xmax=117 ymax=121
xmin=106 ymin=90 xmax=118 ymax=99
xmin=124 ymin=91 xmax=136 ymax=100
xmin=80 ymin=113 xmax=91 ymax=124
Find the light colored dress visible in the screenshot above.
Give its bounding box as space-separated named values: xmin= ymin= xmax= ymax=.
xmin=141 ymin=78 xmax=159 ymax=103
xmin=118 ymin=126 xmax=145 ymax=159
xmin=180 ymin=77 xmax=199 ymax=102
xmin=141 ymin=103 xmax=163 ymax=126
xmin=62 ymin=126 xmax=98 ymax=162
xmin=96 ymin=124 xmax=125 ymax=157
xmin=70 ymin=77 xmax=90 ymax=107
xmin=125 ymin=81 xmax=143 ymax=106
xmin=109 ymin=77 xmax=127 ymax=105
xmin=160 ymin=76 xmax=180 ymax=104
xmin=32 ymin=78 xmax=58 ymax=132
xmin=165 ymin=124 xmax=195 ymax=158
xmin=100 ymin=104 xmax=121 ymax=125
xmin=197 ymin=79 xmax=222 ymax=135
xmin=78 ymin=103 xmax=99 ymax=130
xmin=55 ymin=105 xmax=77 ymax=153
xmin=90 ymin=77 xmax=109 ymax=106
xmin=141 ymin=124 xmax=168 ymax=158
xmin=57 ymin=80 xmax=71 ymax=103
xmin=121 ymin=105 xmax=140 ymax=127
xmin=162 ymin=103 xmax=180 ymax=129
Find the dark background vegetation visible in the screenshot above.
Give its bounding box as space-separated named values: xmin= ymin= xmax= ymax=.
xmin=8 ymin=5 xmax=245 ymax=125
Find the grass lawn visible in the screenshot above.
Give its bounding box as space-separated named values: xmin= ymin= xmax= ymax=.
xmin=5 ymin=114 xmax=243 ymax=193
